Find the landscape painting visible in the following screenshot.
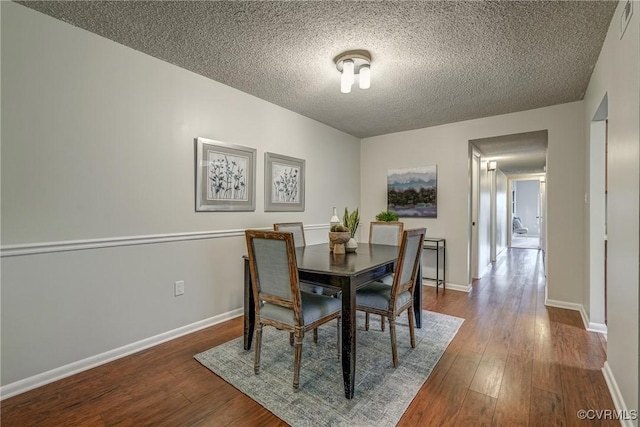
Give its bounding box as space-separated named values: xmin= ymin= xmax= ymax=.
xmin=387 ymin=165 xmax=437 ymax=218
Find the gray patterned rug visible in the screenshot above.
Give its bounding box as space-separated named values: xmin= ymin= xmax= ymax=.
xmin=195 ymin=310 xmax=463 ymax=427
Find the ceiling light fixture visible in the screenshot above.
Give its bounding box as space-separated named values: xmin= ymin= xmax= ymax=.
xmin=488 ymin=161 xmax=497 ymax=171
xmin=335 ymin=50 xmax=371 ymax=94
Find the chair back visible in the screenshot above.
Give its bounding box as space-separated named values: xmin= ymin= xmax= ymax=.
xmin=245 ymin=230 xmax=302 ymax=326
xmin=391 ymin=228 xmax=426 ymax=301
xmin=370 ymin=221 xmax=404 ymax=246
xmin=274 ymin=222 xmax=306 ymax=248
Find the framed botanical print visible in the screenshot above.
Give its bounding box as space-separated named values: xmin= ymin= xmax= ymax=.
xmin=264 ymin=152 xmax=305 ymax=212
xmin=195 ymin=137 xmax=256 ymax=211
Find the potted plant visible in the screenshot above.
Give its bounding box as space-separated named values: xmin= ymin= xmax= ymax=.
xmin=343 ymin=207 xmax=360 ymax=252
xmin=375 ymin=210 xmax=399 ymax=222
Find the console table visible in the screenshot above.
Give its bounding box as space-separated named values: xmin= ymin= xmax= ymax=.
xmin=423 ymin=238 xmax=446 ymax=294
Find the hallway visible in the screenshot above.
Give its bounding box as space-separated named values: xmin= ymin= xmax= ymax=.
xmin=406 ymin=248 xmax=615 ymax=426
xmin=1 ymin=249 xmax=617 ymax=426
xmin=511 ymin=235 xmax=541 ymax=249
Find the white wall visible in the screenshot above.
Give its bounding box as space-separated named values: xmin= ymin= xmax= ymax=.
xmin=514 ymin=180 xmax=540 ymax=236
xmin=1 ymin=2 xmax=360 ymax=389
xmin=361 ymin=102 xmax=585 ymax=295
xmin=583 ymin=0 xmax=639 ymax=417
xmin=478 ymin=160 xmax=492 ymax=273
xmin=495 ymin=170 xmax=508 ymax=256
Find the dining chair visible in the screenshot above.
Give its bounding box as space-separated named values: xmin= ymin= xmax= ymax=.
xmin=357 ymin=227 xmax=426 ymax=367
xmin=369 ymin=221 xmax=404 ymax=246
xmin=369 ymin=221 xmax=405 ymax=330
xmin=274 ymin=222 xmax=338 ymax=297
xmin=273 ymin=222 xmax=306 ymax=248
xmin=245 ymin=230 xmax=342 ymax=389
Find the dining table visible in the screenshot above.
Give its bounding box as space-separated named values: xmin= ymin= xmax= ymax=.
xmin=243 ymin=242 xmax=423 ymax=399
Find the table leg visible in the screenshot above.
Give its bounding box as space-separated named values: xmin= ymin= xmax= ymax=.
xmin=414 ymin=263 xmax=422 ymax=328
xmin=243 ymin=258 xmax=255 ymax=351
xmin=436 ymin=244 xmax=440 ymax=295
xmin=340 ymin=277 xmax=356 ymax=399
xmin=443 ymin=244 xmax=446 ymax=291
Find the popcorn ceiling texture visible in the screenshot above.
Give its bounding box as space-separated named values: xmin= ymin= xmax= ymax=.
xmin=19 ymin=1 xmax=616 ymax=138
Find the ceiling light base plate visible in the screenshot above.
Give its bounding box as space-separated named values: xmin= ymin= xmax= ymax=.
xmin=335 ymin=50 xmax=371 ymax=72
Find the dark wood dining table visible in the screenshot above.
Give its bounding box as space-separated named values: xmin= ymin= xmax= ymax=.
xmin=243 ymin=243 xmax=423 ymax=399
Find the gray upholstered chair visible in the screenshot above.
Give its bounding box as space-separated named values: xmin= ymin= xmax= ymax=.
xmin=369 ymin=221 xmax=404 ymax=247
xmin=513 ymin=216 xmax=528 ymax=234
xmin=369 ymin=221 xmax=405 ymax=330
xmin=245 ymin=230 xmax=342 ymax=389
xmin=357 ymin=227 xmax=426 ymax=367
xmin=274 ymin=222 xmax=338 ymax=297
xmin=273 ymin=222 xmax=307 ymax=247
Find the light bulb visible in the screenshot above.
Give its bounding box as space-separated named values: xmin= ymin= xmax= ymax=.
xmin=340 ymin=60 xmax=355 ymax=93
xmin=343 ymin=59 xmax=354 ymax=85
xmin=359 ymin=64 xmax=370 ymax=89
xmin=341 ymin=71 xmax=352 ymax=94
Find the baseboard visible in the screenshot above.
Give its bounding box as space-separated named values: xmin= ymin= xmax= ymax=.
xmin=0 ymin=308 xmax=243 ymax=400
xmin=544 ymin=298 xmax=589 ymax=329
xmin=544 ymin=298 xmax=608 ymax=336
xmin=587 ymin=321 xmax=608 ymax=335
xmin=602 ymin=362 xmax=636 ymax=427
xmin=422 ymin=281 xmax=471 ymax=293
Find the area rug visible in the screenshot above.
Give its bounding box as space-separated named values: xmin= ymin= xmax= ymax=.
xmin=195 ymin=310 xmax=463 ymax=427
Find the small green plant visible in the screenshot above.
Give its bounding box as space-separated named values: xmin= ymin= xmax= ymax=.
xmin=343 ymin=207 xmax=360 ymax=238
xmin=375 ymin=210 xmax=399 ymax=222
xmin=330 ymin=224 xmax=349 ymax=232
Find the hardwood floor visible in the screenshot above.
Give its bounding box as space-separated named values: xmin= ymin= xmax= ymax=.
xmin=1 ymin=249 xmax=617 ymax=426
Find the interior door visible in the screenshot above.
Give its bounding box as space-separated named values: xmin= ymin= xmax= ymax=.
xmin=539 ymin=177 xmax=546 ymax=252
xmin=471 ymin=152 xmax=480 ymax=279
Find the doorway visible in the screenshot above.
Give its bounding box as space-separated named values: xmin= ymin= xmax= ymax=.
xmin=510 ymin=178 xmax=542 ymax=249
xmin=587 ymin=94 xmax=608 ymax=332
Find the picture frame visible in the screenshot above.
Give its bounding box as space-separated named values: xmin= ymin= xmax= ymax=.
xmin=387 ymin=165 xmax=437 ymax=218
xmin=264 ymin=152 xmax=305 ymax=212
xmin=195 ymin=137 xmax=256 ymax=212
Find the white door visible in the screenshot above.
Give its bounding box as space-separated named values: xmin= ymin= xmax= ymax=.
xmin=471 ymin=153 xmax=480 ymax=279
xmin=539 ymin=177 xmax=547 ymax=257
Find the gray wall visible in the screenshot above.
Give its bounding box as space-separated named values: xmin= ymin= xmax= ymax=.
xmin=583 ymin=0 xmax=639 ymax=417
xmin=360 ymin=101 xmax=585 ymax=299
xmin=1 ymin=2 xmax=360 ymax=388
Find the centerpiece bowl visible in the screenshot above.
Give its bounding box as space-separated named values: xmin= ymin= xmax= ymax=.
xmin=329 ymin=231 xmax=351 ymax=254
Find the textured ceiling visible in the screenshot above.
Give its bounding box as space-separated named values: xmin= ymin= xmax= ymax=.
xmin=471 ymin=130 xmax=548 ymax=175
xmin=18 ymin=1 xmax=616 ymax=139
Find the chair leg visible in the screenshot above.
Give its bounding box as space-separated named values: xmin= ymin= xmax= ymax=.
xmin=293 ymin=329 xmax=304 ymax=389
xmin=365 ymin=312 xmax=370 ymax=331
xmin=389 ymin=319 xmax=398 ymax=368
xmin=381 ymin=315 xmax=385 ymax=331
xmin=254 ymin=324 xmax=263 ymax=374
xmin=407 ymin=307 xmax=416 ymax=348
xmin=314 ymin=328 xmax=318 ymax=344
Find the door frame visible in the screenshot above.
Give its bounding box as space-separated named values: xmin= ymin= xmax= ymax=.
xmin=507 ymin=175 xmax=544 ymax=249
xmin=469 ymin=148 xmax=481 ymax=282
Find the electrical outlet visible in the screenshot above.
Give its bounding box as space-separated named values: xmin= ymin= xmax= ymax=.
xmin=174 ymin=280 xmax=185 ymax=296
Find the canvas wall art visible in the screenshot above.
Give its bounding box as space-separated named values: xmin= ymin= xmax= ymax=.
xmin=387 ymin=165 xmax=437 ymax=218
xmin=195 ymin=137 xmax=256 ymax=211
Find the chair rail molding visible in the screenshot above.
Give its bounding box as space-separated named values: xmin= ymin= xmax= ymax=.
xmin=1 ymin=224 xmax=331 ymax=257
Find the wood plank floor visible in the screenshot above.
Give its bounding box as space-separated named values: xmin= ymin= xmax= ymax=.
xmin=1 ymin=249 xmax=617 ymax=426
